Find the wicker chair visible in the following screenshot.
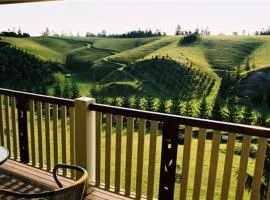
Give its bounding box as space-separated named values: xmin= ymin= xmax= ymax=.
xmin=0 ymin=164 xmax=88 ymax=200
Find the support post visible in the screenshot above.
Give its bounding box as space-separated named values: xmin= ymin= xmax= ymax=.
xmin=17 ymin=96 xmax=29 ymax=163
xmin=158 ymin=120 xmax=179 ymax=200
xmin=75 ymin=97 xmax=96 ymax=184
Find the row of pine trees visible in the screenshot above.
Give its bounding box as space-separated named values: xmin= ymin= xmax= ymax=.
xmin=93 ymin=95 xmax=268 ymax=127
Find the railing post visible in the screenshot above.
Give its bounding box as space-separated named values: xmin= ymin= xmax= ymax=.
xmin=75 ymin=97 xmax=96 ymax=184
xmin=17 ymin=96 xmax=29 ymax=163
xmin=158 ymin=120 xmax=179 ymax=200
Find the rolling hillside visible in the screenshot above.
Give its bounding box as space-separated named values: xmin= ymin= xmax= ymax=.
xmin=59 ymin=36 xmax=161 ymax=52
xmin=107 ymin=36 xmax=179 ymax=64
xmin=1 ymin=35 xmax=270 ymax=101
xmin=0 ymin=37 xmax=65 ymax=63
xmin=97 ymin=58 xmax=216 ymax=98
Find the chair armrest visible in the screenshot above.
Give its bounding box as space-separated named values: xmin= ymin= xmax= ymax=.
xmin=53 ymin=164 xmax=88 ymax=188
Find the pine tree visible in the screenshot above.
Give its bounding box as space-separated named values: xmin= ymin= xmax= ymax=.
xmin=111 ymin=97 xmax=118 ymax=106
xmin=226 ymin=98 xmax=238 ymax=123
xmin=134 ymin=96 xmax=141 ymax=110
xmin=197 ymin=96 xmax=208 ymax=119
xmin=146 ymin=96 xmax=155 ymax=111
xmin=211 ymin=96 xmax=223 ymax=121
xmin=53 ymin=82 xmax=62 ymax=97
xmin=122 ymin=96 xmax=130 ymax=108
xmin=158 ymin=98 xmax=166 ymax=113
xmin=245 ymin=58 xmax=251 ymax=71
xmin=63 ymin=79 xmax=71 ymax=99
xmin=241 ymin=103 xmax=253 ymax=125
xmin=184 ymin=101 xmax=193 ymax=117
xmin=257 ymin=111 xmax=267 ymax=126
xmin=90 ymin=85 xmax=98 ymax=97
xmin=71 ymin=82 xmax=80 ymax=99
xmin=40 ymin=84 xmax=48 ymax=95
xmin=171 ymin=97 xmax=181 ymax=115
xmin=96 ymin=96 xmax=105 ymax=104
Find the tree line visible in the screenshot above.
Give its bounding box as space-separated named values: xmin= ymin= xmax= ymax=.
xmin=86 ymin=29 xmax=165 ymax=38
xmin=0 ymin=29 xmax=30 ymax=38
xmin=90 ymin=94 xmax=268 ymax=127
xmin=0 ymin=45 xmax=55 ymax=93
xmin=0 ymin=44 xmax=80 ymax=99
xmin=255 ymin=27 xmax=270 ymax=35
xmin=52 ymin=79 xmax=80 ymax=99
xmin=175 ymin=25 xmax=210 ymax=36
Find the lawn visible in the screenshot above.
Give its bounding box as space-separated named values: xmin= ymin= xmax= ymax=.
xmin=98 ymin=125 xmax=255 ymax=199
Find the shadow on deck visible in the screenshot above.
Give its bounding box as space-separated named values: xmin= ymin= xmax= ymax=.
xmin=0 ymin=160 xmax=132 ymax=200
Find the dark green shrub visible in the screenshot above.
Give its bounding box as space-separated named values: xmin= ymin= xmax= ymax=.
xmin=179 ymin=34 xmax=201 ymax=46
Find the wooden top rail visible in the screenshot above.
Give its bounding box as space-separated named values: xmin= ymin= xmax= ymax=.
xmin=0 ymin=88 xmax=74 ymax=107
xmin=89 ymin=103 xmax=270 ymax=138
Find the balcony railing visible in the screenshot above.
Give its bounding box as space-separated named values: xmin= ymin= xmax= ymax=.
xmin=1 ymin=87 xmax=270 ymax=200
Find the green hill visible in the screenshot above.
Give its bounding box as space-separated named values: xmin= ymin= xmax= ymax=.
xmin=107 ymin=36 xmax=179 ymax=64
xmin=1 ymin=35 xmax=270 ymax=101
xmin=201 ymin=36 xmax=263 ymax=72
xmin=97 ymin=58 xmax=216 ymax=99
xmin=30 ymin=37 xmax=83 ymax=55
xmin=59 ymin=36 xmax=161 ymax=52
xmin=0 ymin=37 xmax=65 ymax=63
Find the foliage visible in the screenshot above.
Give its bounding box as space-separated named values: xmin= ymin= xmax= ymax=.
xmin=255 ymin=27 xmax=270 ymax=35
xmin=241 ymin=103 xmax=254 ymax=125
xmin=53 ymin=82 xmax=62 ymax=97
xmin=197 ymin=96 xmax=209 ymax=119
xmin=62 ymin=79 xmax=71 ymax=98
xmin=0 ymin=45 xmax=57 ymax=92
xmin=107 ymin=58 xmax=215 ymax=99
xmin=145 ymin=96 xmax=155 ymax=111
xmin=184 ymin=101 xmax=193 ymax=117
xmin=257 ymin=111 xmax=268 ymax=126
xmin=71 ymin=82 xmax=81 ymax=99
xmin=122 ymin=96 xmax=130 ymax=108
xmin=171 ymin=97 xmax=182 ymax=115
xmin=179 ymin=34 xmax=201 ymax=46
xmin=211 ymin=96 xmax=223 ymax=121
xmin=0 ymin=31 xmax=30 ymax=38
xmin=226 ymin=98 xmax=238 ymax=123
xmin=158 ymin=98 xmax=167 ymax=113
xmin=105 ymin=29 xmax=163 ymax=38
xmin=244 ymin=145 xmax=270 ymax=200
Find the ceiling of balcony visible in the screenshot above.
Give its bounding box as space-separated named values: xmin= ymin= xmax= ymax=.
xmin=0 ymin=0 xmax=55 ymax=4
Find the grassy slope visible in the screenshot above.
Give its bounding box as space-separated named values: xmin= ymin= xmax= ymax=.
xmin=201 ymin=36 xmax=263 ymax=72
xmin=68 ymin=47 xmax=113 ymax=63
xmin=2 ymin=35 xmax=270 ymax=101
xmin=145 ymin=39 xmax=215 ymax=77
xmin=145 ymin=36 xmax=268 ymax=76
xmin=30 ymin=37 xmax=83 ymax=55
xmin=60 ymin=36 xmax=161 ymax=52
xmin=1 ymin=37 xmax=65 ymax=63
xmin=249 ymin=36 xmax=270 ymax=69
xmin=107 ymin=36 xmax=179 ymax=64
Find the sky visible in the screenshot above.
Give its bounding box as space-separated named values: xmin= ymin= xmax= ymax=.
xmin=0 ymin=0 xmax=270 ymax=36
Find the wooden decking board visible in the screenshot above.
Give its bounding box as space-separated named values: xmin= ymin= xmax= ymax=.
xmin=1 ymin=162 xmax=59 ymax=189
xmin=4 ymin=159 xmax=74 ymax=184
xmin=1 ymin=160 xmax=74 ymax=187
xmin=0 ymin=159 xmax=134 ymax=200
xmin=86 ymin=188 xmax=133 ymax=200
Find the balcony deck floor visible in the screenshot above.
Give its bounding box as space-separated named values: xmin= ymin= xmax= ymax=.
xmin=0 ymin=160 xmax=132 ymax=200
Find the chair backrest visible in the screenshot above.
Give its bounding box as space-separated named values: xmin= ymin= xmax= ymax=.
xmin=0 ymin=164 xmax=88 ymax=200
